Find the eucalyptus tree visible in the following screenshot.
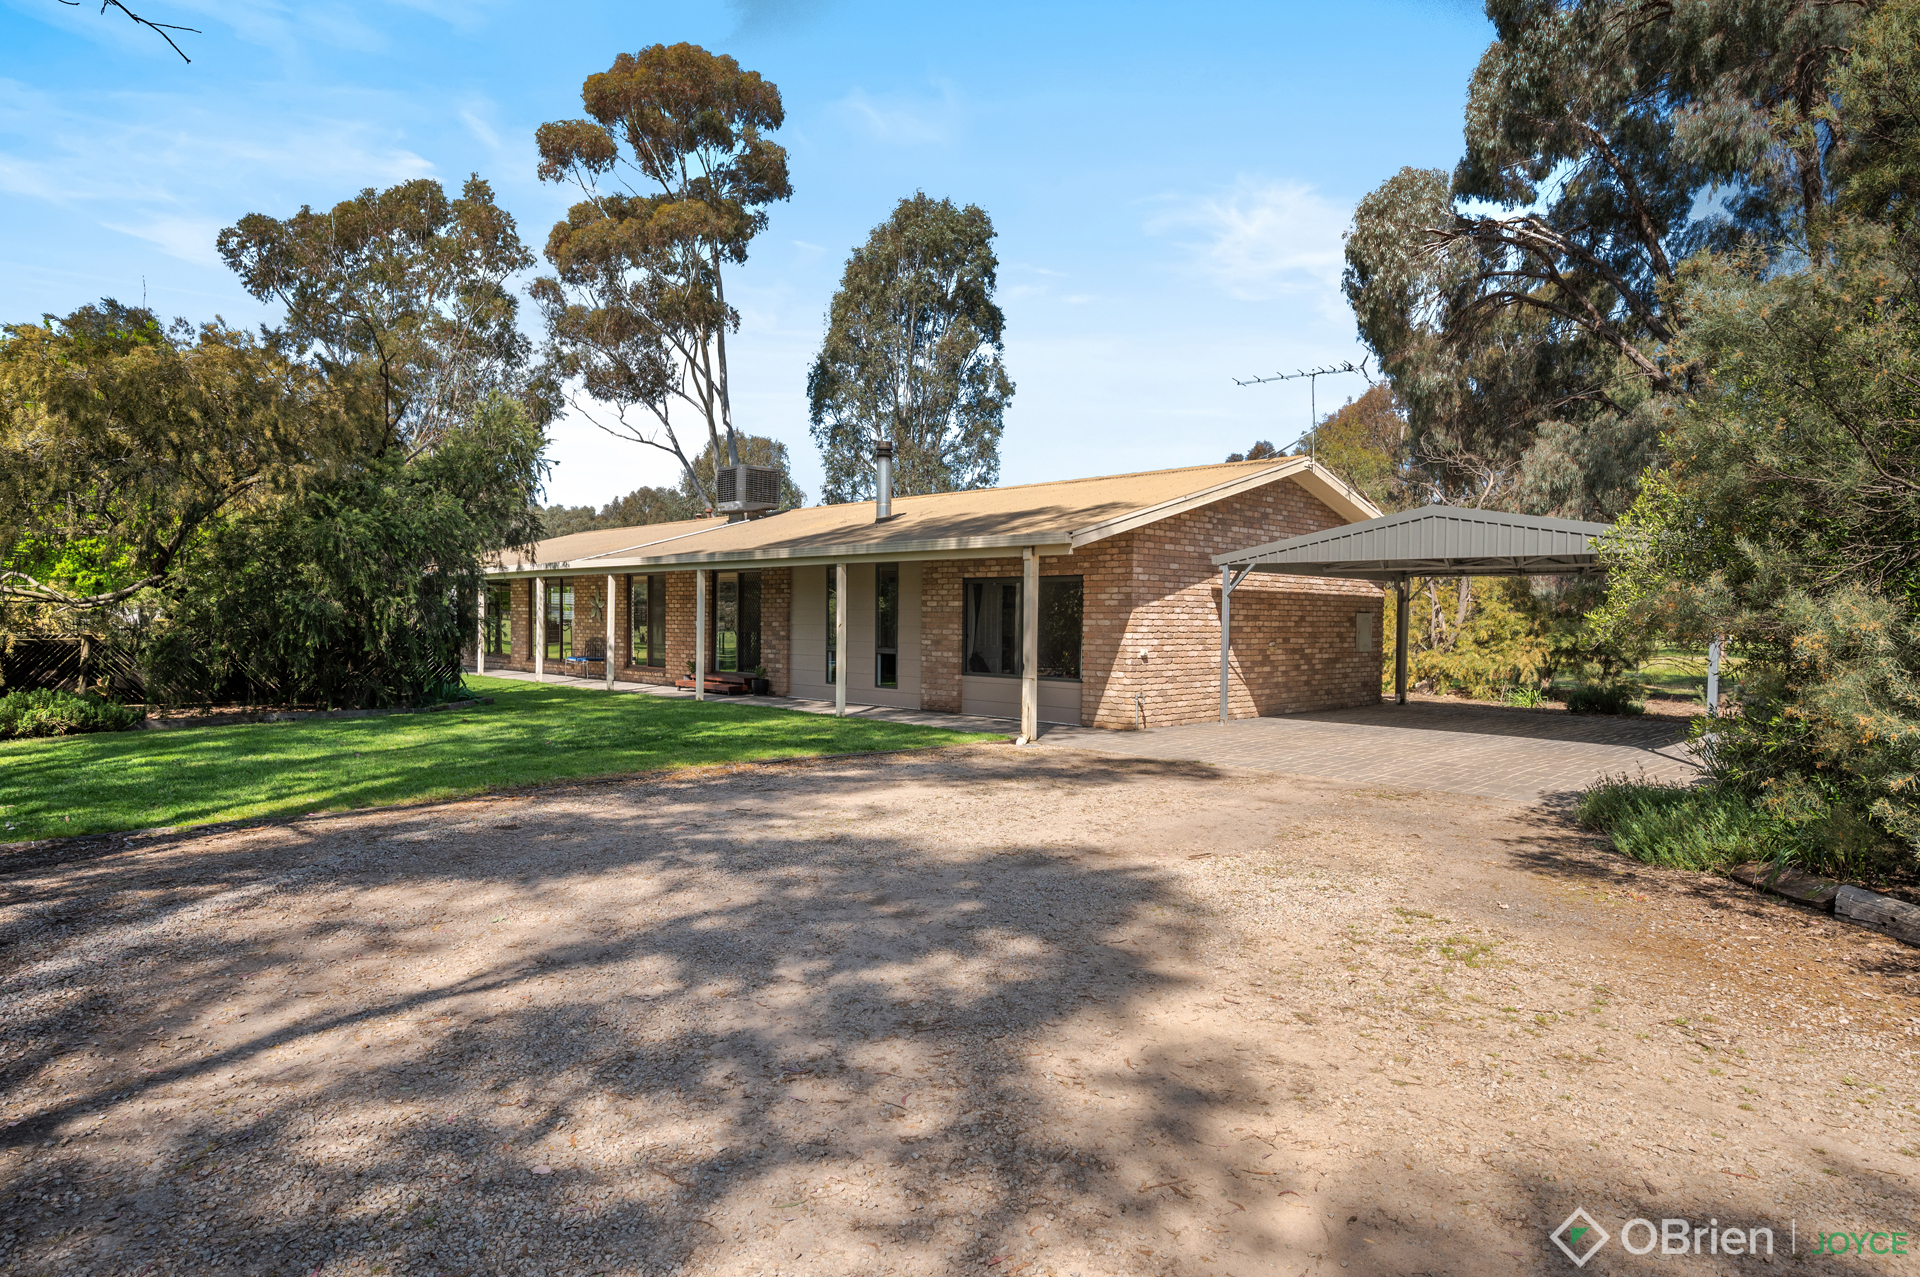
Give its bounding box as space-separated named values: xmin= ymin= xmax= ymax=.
xmin=218 ymin=176 xmax=536 ymax=455
xmin=533 ymin=43 xmax=792 ymax=511
xmin=807 ymin=194 xmax=1012 ymax=503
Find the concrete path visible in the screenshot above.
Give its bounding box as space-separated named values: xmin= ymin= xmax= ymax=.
xmin=467 ymin=665 xmax=1016 ymax=736
xmin=1040 ymin=701 xmax=1700 ymax=803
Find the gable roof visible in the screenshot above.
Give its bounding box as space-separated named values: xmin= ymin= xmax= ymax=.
xmin=492 ymin=456 xmax=1382 ymax=576
xmin=1214 ymin=506 xmax=1614 ymax=580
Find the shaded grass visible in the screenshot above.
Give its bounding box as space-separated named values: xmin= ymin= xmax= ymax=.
xmin=1575 ymin=774 xmax=1778 ymax=871
xmin=1 ymin=675 xmax=1001 ymax=841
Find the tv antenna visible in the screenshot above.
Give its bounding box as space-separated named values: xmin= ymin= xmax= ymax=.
xmin=1232 ymin=358 xmax=1371 ymax=462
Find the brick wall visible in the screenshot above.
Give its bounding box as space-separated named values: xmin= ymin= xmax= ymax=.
xmin=918 ymin=478 xmax=1382 ymax=727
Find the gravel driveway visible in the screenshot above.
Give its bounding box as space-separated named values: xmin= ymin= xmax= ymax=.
xmin=2 ymin=744 xmax=1915 ymax=1276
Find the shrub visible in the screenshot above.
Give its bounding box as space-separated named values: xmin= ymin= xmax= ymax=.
xmin=1576 ymin=776 xmax=1777 ymax=870
xmin=0 ymin=688 xmax=146 ymax=740
xmin=1503 ymin=685 xmax=1547 ymax=708
xmin=1566 ymin=683 xmax=1644 ymax=715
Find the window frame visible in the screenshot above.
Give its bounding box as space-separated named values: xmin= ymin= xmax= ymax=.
xmin=484 ymin=583 xmax=511 ymax=656
xmin=825 ymin=569 xmax=837 ymax=684
xmin=544 ymin=579 xmax=574 ymax=661
xmin=960 ymin=574 xmax=1083 ymax=682
xmin=875 ymin=563 xmax=899 ymax=688
xmin=629 ymin=574 xmax=666 ymax=668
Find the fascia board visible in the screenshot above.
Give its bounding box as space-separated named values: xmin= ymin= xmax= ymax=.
xmin=483 ymin=535 xmax=1078 ymax=577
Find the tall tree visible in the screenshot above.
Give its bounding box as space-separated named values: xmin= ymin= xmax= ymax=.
xmin=217 ymin=176 xmax=536 ymax=454
xmin=533 ymin=44 xmax=792 ymax=512
xmin=807 ymin=194 xmax=1013 ymax=504
xmin=0 ymin=302 xmax=331 ymax=616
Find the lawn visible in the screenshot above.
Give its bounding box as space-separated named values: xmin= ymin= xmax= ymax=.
xmin=2 ymin=675 xmax=1002 ymax=842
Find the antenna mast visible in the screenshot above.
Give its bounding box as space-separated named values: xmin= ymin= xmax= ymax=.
xmin=1231 ymin=359 xmax=1370 ymax=462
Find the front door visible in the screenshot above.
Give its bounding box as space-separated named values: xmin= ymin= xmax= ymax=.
xmin=712 ymin=571 xmax=762 ymax=673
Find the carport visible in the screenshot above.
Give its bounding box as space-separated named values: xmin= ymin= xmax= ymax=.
xmin=1212 ymin=506 xmax=1612 ymax=722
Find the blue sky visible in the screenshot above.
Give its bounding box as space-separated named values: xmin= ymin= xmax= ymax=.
xmin=2 ymin=0 xmax=1491 ymax=507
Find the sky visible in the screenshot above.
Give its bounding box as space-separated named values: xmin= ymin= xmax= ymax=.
xmin=2 ymin=0 xmax=1493 ymax=508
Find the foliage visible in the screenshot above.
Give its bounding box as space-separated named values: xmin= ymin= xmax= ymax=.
xmin=218 ymin=176 xmax=537 ymax=451
xmin=1309 ymin=384 xmax=1413 ymax=512
xmin=1824 ymin=0 xmax=1920 ymax=230
xmin=0 ymin=302 xmax=331 ymax=617
xmin=542 ymin=486 xmax=694 ymax=539
xmin=1565 ymin=683 xmax=1644 ymax=715
xmin=1577 ymin=776 xmax=1777 ymax=871
xmin=808 ymin=193 xmax=1012 ymax=503
xmin=533 ymin=43 xmax=791 ymax=510
xmin=149 ymin=393 xmax=547 ymax=710
xmin=0 ymin=688 xmax=145 ymax=740
xmin=0 ymin=674 xmax=998 ymax=841
xmin=1224 ymin=440 xmax=1282 ymax=462
xmin=1596 ymin=227 xmax=1920 ymax=864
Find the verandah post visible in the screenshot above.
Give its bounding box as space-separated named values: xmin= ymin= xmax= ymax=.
xmin=834 ymin=561 xmax=848 ymax=717
xmin=475 ymin=584 xmax=486 ymax=677
xmin=695 ymin=570 xmax=707 ymax=702
xmin=1021 ymin=547 xmax=1039 ymax=741
xmin=1395 ymin=577 xmax=1410 ymax=706
xmin=533 ymin=576 xmax=545 ymax=680
xmin=1218 ymin=564 xmax=1233 ymax=723
xmin=605 ymin=574 xmax=616 ymax=691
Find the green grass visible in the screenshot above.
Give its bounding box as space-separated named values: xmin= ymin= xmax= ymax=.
xmin=0 ymin=675 xmax=1001 ymax=842
xmin=1575 ymin=775 xmax=1777 ymax=870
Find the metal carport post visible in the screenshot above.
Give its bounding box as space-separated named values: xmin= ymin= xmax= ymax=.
xmin=1217 ymin=563 xmax=1253 ymax=724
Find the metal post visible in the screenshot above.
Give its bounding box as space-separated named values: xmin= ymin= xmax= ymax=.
xmin=1021 ymin=547 xmax=1040 ymax=742
xmin=605 ymin=574 xmax=616 ymax=691
xmin=694 ymin=570 xmax=706 ymax=701
xmin=1707 ymin=635 xmax=1722 ymax=713
xmin=533 ymin=576 xmax=544 ymax=680
xmin=475 ymin=584 xmax=486 ymax=676
xmin=834 ymin=562 xmax=848 ymax=717
xmin=1219 ymin=564 xmax=1234 ymax=723
xmin=1394 ymin=578 xmax=1410 ymax=706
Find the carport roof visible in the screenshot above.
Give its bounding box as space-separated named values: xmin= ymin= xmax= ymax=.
xmin=1213 ymin=506 xmax=1613 ymax=580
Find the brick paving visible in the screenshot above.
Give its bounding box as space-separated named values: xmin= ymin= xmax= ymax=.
xmin=1038 ymin=701 xmax=1700 ymax=803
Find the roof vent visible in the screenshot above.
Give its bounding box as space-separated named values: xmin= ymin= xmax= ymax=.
xmin=716 ymin=463 xmax=781 ymax=516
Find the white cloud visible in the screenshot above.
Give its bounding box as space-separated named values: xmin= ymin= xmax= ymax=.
xmin=100 ymin=215 xmax=226 ymax=266
xmin=830 ymin=84 xmax=960 ymax=146
xmin=459 ymin=104 xmax=501 ymax=153
xmin=1146 ymin=178 xmax=1349 ymax=307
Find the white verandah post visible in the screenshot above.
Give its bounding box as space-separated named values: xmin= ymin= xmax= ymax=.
xmin=1707 ymin=635 xmax=1722 ymax=713
xmin=1021 ymin=547 xmax=1039 ymax=741
xmin=605 ymin=574 xmax=617 ymax=691
xmin=1218 ymin=565 xmax=1233 ymax=723
xmin=694 ymin=570 xmax=707 ymax=701
xmin=475 ymin=584 xmax=486 ymax=676
xmin=533 ymin=576 xmax=545 ymax=680
xmin=834 ymin=561 xmax=848 ymax=717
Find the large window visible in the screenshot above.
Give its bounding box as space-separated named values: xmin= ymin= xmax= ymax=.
xmin=629 ymin=575 xmax=665 ymax=668
xmin=484 ymin=583 xmax=511 ymax=656
xmin=825 ymin=570 xmax=837 ymax=683
xmin=544 ymin=580 xmax=573 ymax=661
xmin=710 ymin=571 xmax=762 ymax=673
xmin=875 ymin=563 xmax=899 ymax=688
xmin=963 ymin=575 xmax=1082 ymax=680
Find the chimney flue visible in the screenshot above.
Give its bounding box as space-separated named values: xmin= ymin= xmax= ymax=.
xmin=875 ymin=440 xmax=894 ymax=521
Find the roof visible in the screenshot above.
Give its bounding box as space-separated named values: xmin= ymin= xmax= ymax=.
xmin=1213 ymin=506 xmax=1614 ymax=580
xmin=492 ymin=456 xmax=1382 ymax=576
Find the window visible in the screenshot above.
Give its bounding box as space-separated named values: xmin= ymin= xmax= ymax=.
xmin=484 ymin=583 xmax=510 ymax=656
xmin=825 ymin=570 xmax=837 ymax=683
xmin=710 ymin=571 xmax=762 ymax=673
xmin=1038 ymin=576 xmax=1083 ymax=679
xmin=544 ymin=580 xmax=573 ymax=661
xmin=962 ymin=575 xmax=1082 ymax=680
xmin=629 ymin=575 xmax=665 ymax=667
xmin=875 ymin=563 xmax=899 ymax=688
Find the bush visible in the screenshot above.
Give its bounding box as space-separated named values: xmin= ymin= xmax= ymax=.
xmin=1576 ymin=776 xmax=1777 ymax=870
xmin=1566 ymin=683 xmax=1644 ymax=715
xmin=0 ymin=688 xmax=145 ymax=740
xmin=1503 ymin=685 xmax=1547 ymax=708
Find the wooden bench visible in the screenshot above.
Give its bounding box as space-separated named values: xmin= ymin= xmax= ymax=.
xmin=674 ymin=671 xmax=752 ymax=695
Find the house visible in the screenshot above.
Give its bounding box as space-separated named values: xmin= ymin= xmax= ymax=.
xmin=470 ymin=455 xmax=1386 ymax=731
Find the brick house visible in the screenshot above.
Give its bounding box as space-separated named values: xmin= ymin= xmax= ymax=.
xmin=470 ymin=457 xmax=1384 ymax=731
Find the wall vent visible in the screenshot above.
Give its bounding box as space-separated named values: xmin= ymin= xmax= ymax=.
xmin=716 ymin=464 xmax=782 ymax=514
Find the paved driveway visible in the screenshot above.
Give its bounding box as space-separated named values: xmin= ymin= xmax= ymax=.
xmin=1041 ymin=701 xmax=1699 ymax=802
